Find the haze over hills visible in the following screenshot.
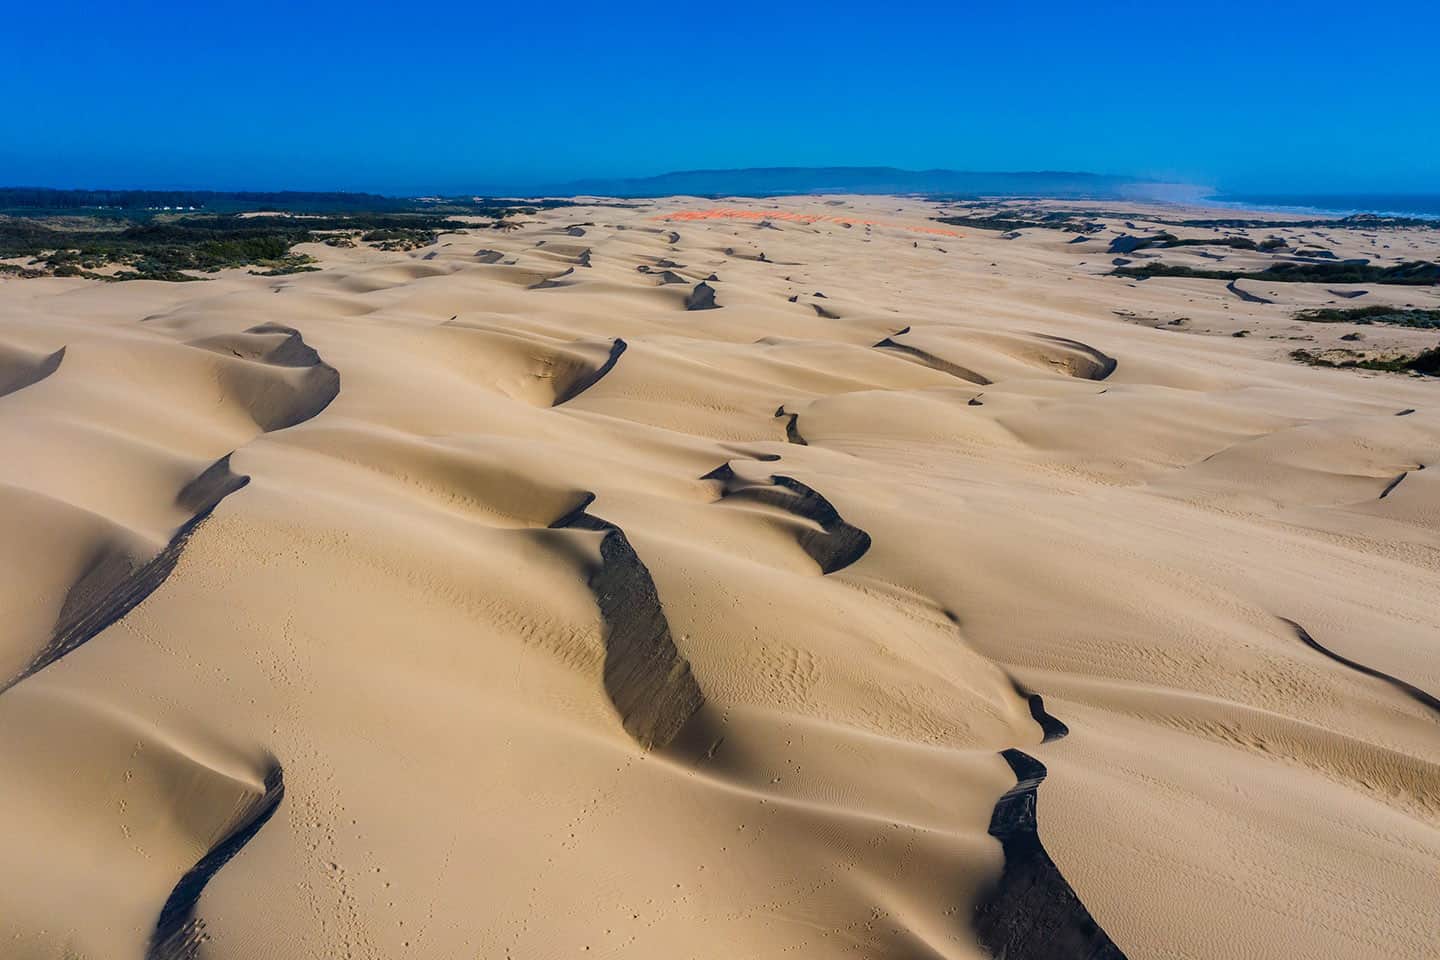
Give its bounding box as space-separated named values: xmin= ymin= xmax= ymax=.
xmin=548 ymin=166 xmax=1197 ymax=200
xmin=0 ymin=168 xmax=1205 ymax=208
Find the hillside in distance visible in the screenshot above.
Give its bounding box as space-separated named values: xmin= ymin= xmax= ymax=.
xmin=552 ymin=166 xmax=1176 ymax=199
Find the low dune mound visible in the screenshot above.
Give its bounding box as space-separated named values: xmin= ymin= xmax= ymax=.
xmin=195 ymin=328 xmax=340 ymax=433
xmin=874 ymin=328 xmax=1116 ymax=385
xmin=0 ymin=684 xmax=283 ymax=960
xmin=874 ymin=328 xmax=993 ymax=384
xmin=190 ymin=323 xmax=322 ymax=368
xmin=1227 ymin=279 xmax=1273 ymax=304
xmin=0 ymin=343 xmax=64 ymax=399
xmin=701 ymin=464 xmax=871 ymax=574
xmin=150 ymin=762 xmax=285 ymax=960
xmin=533 ymin=242 xmax=593 ymax=266
xmin=5 ymin=454 xmax=249 ymax=693
xmin=1283 ymin=618 xmax=1439 ymax=718
xmin=528 ymin=266 xmax=576 ymax=290
xmin=0 ymin=321 xmax=340 ymax=693
xmin=430 ymin=323 xmax=628 ymax=407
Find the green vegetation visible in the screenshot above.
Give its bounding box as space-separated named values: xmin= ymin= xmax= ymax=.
xmin=1 ymin=217 xmax=325 ymax=280
xmin=1164 ymin=214 xmax=1437 ymax=231
xmin=1294 ymin=305 xmax=1440 ymax=327
xmin=0 ymin=187 xmax=585 ymax=220
xmin=933 ymin=212 xmax=1104 ymax=233
xmin=1110 ymin=232 xmax=1264 ymax=254
xmin=1291 ymin=344 xmax=1440 ymax=375
xmin=1157 ymin=236 xmax=1258 ymax=251
xmin=0 ymin=188 xmax=600 ymax=280
xmin=1113 ymin=260 xmax=1440 ymax=286
xmin=0 ymin=209 xmax=529 ymax=281
xmin=941 ymin=206 xmax=1436 ymax=233
xmin=359 ymin=227 xmax=439 ymax=251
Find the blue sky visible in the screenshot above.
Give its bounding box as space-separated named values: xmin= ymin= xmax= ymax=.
xmin=3 ymin=0 xmax=1436 ymax=195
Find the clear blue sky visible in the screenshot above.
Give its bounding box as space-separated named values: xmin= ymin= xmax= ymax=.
xmin=3 ymin=0 xmax=1436 ymax=195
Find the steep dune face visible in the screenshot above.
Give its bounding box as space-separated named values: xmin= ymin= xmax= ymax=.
xmin=1 ymin=197 xmax=1437 ymax=960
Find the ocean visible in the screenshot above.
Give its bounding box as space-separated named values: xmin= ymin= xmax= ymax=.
xmin=1207 ymin=193 xmax=1440 ymax=220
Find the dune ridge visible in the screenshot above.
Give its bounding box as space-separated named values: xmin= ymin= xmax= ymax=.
xmin=1 ymin=194 xmax=1437 ymax=960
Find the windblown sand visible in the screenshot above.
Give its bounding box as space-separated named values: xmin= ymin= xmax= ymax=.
xmin=1 ymin=196 xmax=1437 ymax=960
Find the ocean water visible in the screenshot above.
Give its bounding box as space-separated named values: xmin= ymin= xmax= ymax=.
xmin=1208 ymin=193 xmax=1440 ymax=220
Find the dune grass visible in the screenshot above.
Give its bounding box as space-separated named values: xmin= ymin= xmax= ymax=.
xmin=1291 ymin=344 xmax=1440 ymax=374
xmin=1293 ymin=305 xmax=1440 ymax=327
xmin=1114 ymin=260 xmax=1440 ymax=286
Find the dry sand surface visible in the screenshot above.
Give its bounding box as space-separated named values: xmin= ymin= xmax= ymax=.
xmin=1 ymin=195 xmax=1437 ymax=960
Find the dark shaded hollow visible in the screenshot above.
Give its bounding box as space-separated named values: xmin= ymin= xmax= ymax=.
xmin=973 ymin=749 xmax=1128 ymax=960
xmin=1378 ymin=472 xmax=1408 ymax=499
xmin=147 ymin=763 xmax=285 ymax=960
xmin=553 ymin=338 xmax=627 ymax=406
xmin=685 ymin=282 xmax=719 ymax=311
xmin=550 ymin=500 xmax=705 ymax=750
xmin=773 ymin=406 xmax=807 ymax=445
xmin=700 ymin=466 xmax=871 ymax=574
xmin=1033 ymin=334 xmax=1119 ymax=381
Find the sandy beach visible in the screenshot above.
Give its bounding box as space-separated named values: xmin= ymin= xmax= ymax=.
xmin=1 ymin=194 xmax=1437 ymax=960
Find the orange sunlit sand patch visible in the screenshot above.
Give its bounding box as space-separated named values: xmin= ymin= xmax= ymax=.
xmin=654 ymin=208 xmax=961 ymax=237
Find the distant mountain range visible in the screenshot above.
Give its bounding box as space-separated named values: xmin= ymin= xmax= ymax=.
xmin=549 ymin=166 xmax=1188 ymax=200
xmin=0 ymin=169 xmax=1207 ymax=215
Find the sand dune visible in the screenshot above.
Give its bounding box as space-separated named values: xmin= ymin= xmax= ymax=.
xmin=1 ymin=196 xmax=1437 ymax=960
